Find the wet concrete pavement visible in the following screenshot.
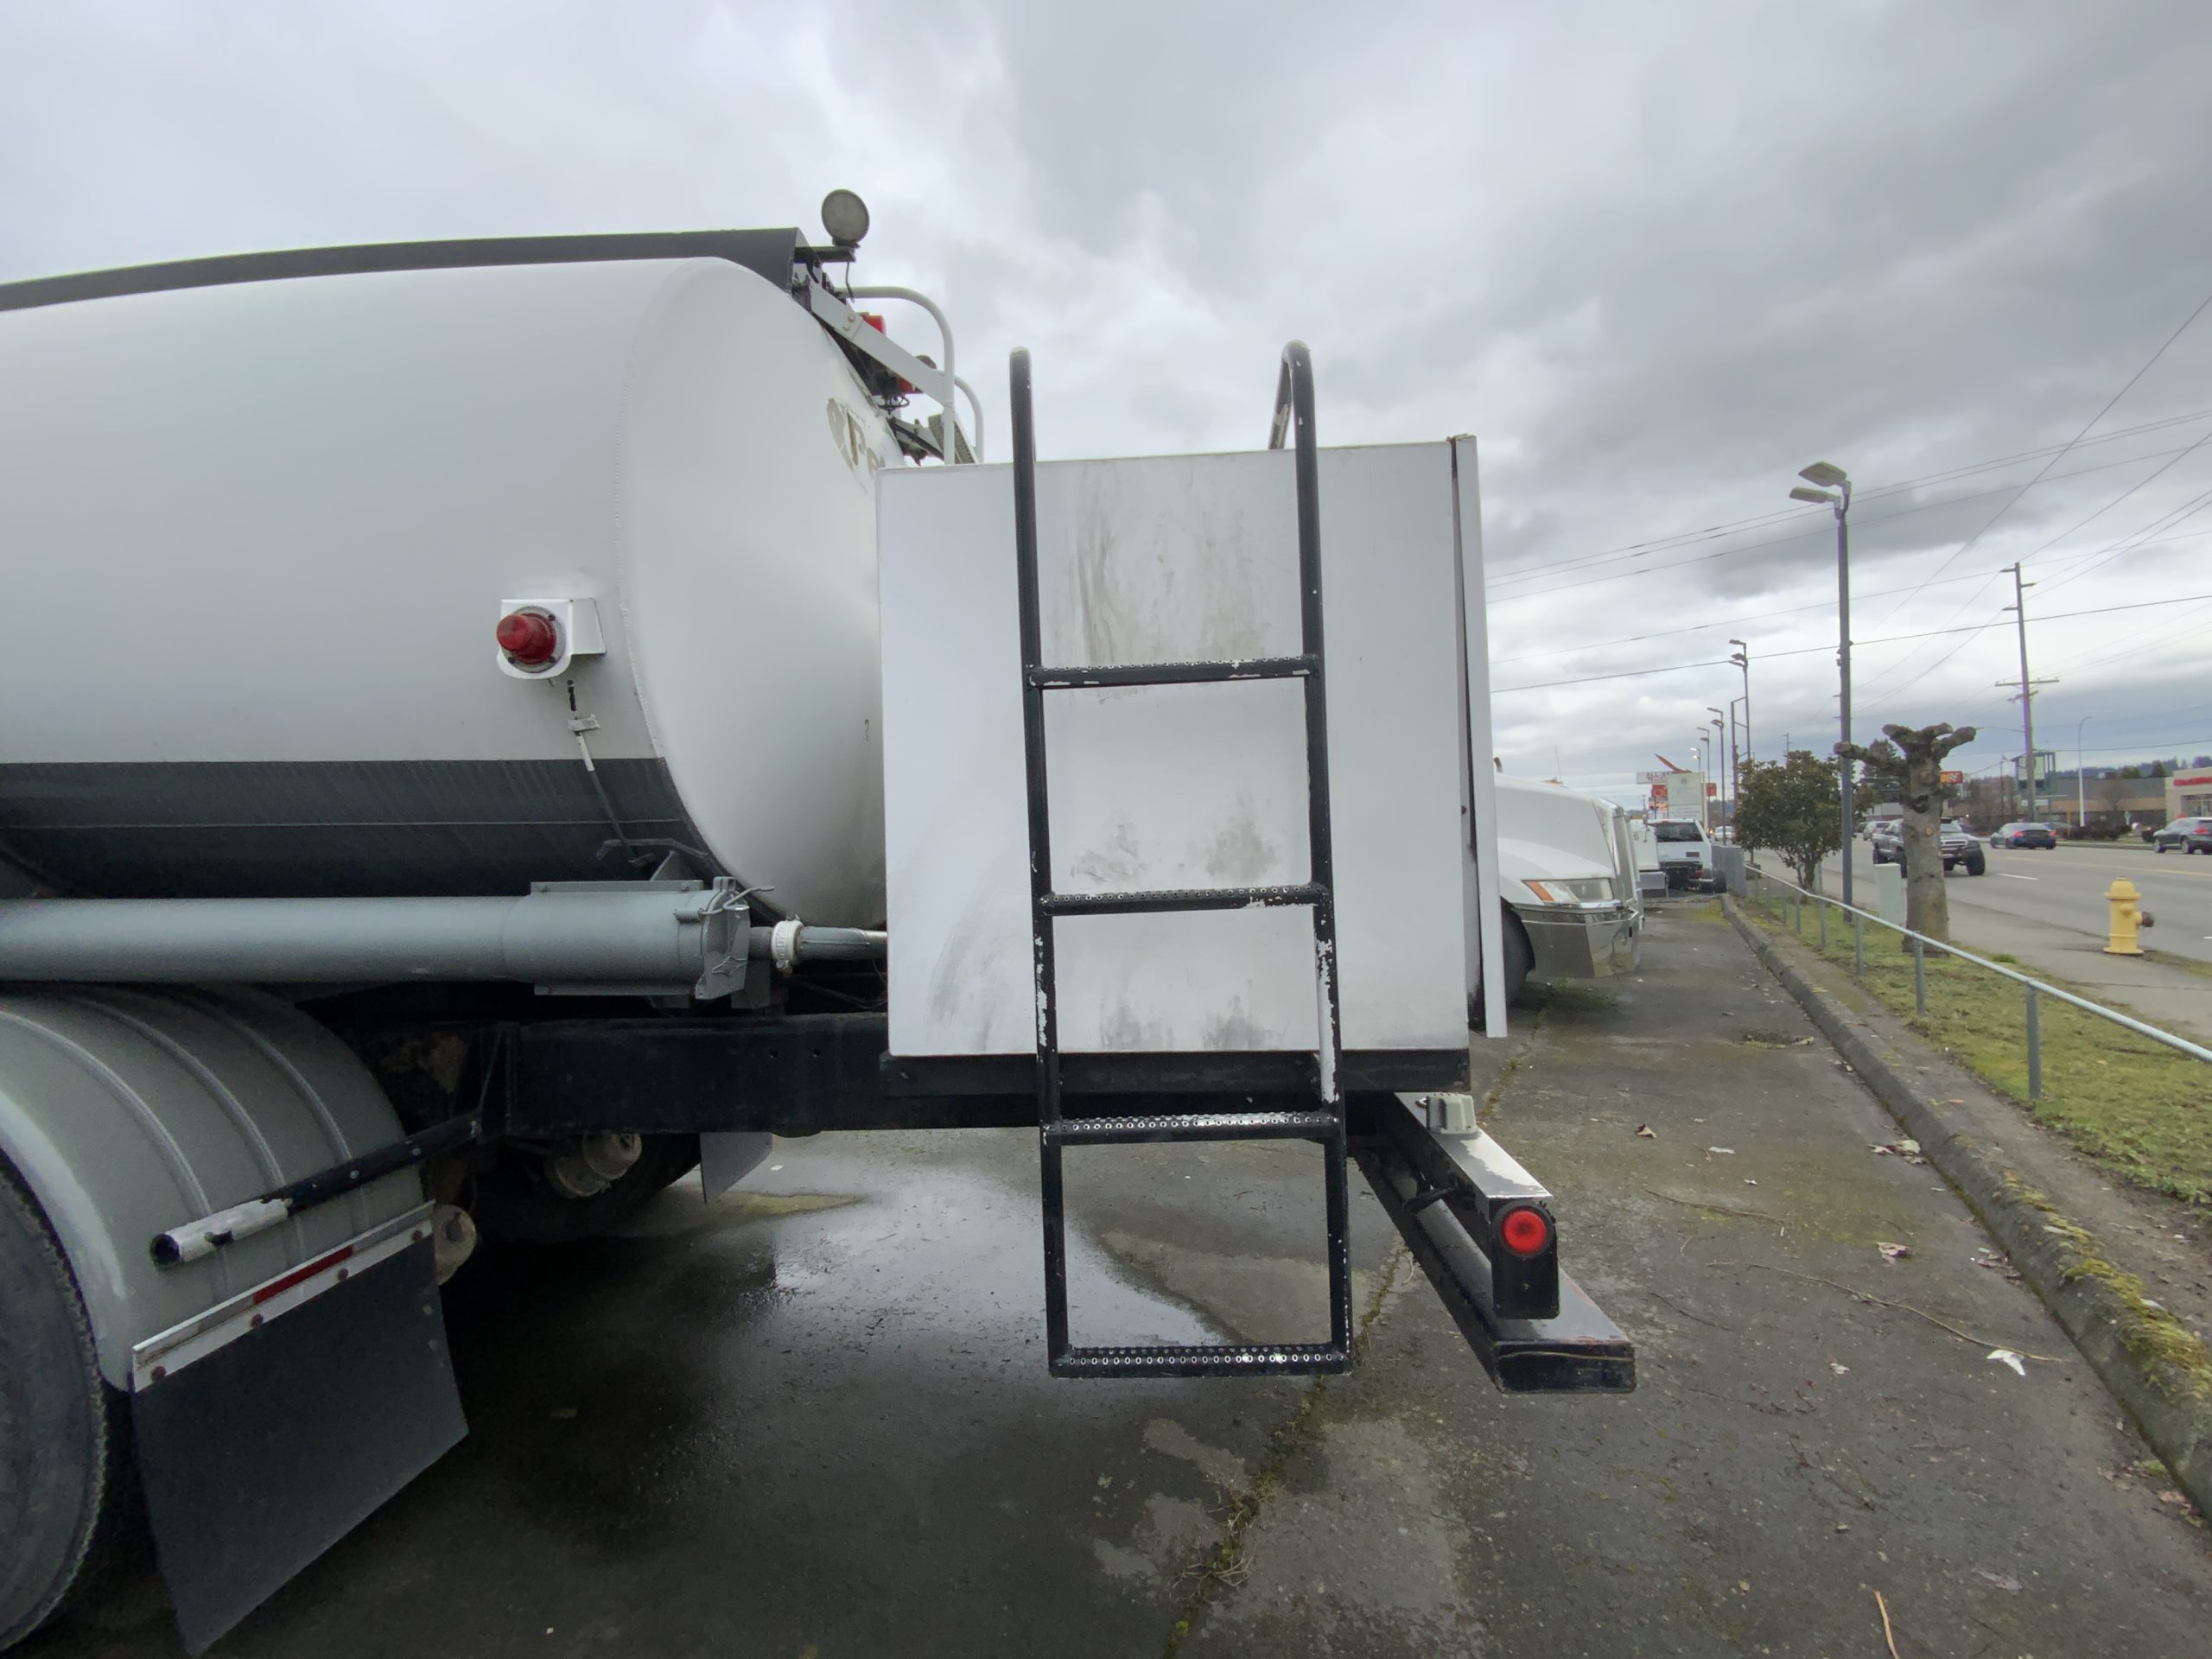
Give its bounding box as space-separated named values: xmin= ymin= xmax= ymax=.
xmin=33 ymin=909 xmax=2212 ymax=1657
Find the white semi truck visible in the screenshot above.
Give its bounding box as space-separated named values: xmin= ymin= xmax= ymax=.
xmin=0 ymin=194 xmax=1632 ymax=1653
xmin=1492 ymin=775 xmax=1643 ymax=997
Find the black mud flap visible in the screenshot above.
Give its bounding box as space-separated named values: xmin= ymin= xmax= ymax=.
xmin=1353 ymin=1095 xmax=1636 ymax=1393
xmin=128 ymin=1210 xmax=465 ymax=1654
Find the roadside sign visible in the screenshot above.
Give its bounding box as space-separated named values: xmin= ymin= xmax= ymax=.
xmin=1939 ymin=770 xmax=1965 ymax=786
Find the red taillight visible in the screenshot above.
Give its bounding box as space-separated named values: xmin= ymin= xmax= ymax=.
xmin=860 ymin=312 xmax=916 ymax=394
xmin=1498 ymin=1205 xmax=1551 ymax=1257
xmin=496 ymin=610 xmax=560 ymax=665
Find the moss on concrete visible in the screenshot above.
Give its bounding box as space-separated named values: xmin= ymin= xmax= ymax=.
xmin=2005 ymin=1176 xmax=2212 ymax=1405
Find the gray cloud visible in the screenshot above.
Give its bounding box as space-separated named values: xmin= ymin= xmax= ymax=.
xmin=4 ymin=0 xmax=2208 ymax=798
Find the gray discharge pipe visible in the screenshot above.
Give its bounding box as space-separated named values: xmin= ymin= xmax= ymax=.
xmin=0 ymin=887 xmax=885 ymax=994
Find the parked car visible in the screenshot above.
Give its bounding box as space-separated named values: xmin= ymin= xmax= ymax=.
xmin=2152 ymin=817 xmax=2212 ymax=854
xmin=1873 ymin=818 xmax=1984 ymax=874
xmin=1993 ymin=822 xmax=2057 ymax=849
xmin=1868 ymin=820 xmax=1903 ymax=860
xmin=1649 ymin=818 xmax=1713 ymax=891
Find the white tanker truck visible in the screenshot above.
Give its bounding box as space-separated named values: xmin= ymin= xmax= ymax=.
xmin=0 ymin=194 xmax=1631 ymax=1653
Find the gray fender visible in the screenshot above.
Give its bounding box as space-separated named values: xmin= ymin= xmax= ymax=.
xmin=0 ymin=984 xmax=419 ymax=1388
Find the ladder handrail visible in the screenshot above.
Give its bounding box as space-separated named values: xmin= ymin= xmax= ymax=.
xmin=1008 ymin=341 xmax=1353 ymax=1374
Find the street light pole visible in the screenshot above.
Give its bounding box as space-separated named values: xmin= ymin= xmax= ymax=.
xmin=1791 ymin=463 xmax=1853 ymax=901
xmin=1729 ymin=697 xmax=1744 ymax=810
xmin=1728 ymin=639 xmax=1751 ymax=766
xmin=1707 ymin=709 xmax=1727 ymax=824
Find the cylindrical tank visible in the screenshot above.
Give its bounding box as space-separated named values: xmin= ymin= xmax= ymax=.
xmin=0 ymin=256 xmax=902 ymax=924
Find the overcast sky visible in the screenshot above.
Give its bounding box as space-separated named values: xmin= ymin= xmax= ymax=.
xmin=6 ymin=2 xmax=2209 ymax=804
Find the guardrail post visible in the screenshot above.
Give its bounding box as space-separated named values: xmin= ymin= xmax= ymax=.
xmin=2024 ymin=986 xmax=2042 ymax=1099
xmin=1853 ymin=911 xmax=1864 ymax=976
xmin=1911 ymin=938 xmax=1927 ymax=1016
xmin=1818 ymin=900 xmax=1827 ymax=951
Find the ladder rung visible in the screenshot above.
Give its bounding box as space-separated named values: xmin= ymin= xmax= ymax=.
xmin=1053 ymin=1343 xmax=1352 ymax=1378
xmin=1045 ymin=1109 xmax=1341 ymax=1147
xmin=1043 ymin=881 xmax=1326 ymax=917
xmin=1028 ymin=655 xmax=1316 ymax=690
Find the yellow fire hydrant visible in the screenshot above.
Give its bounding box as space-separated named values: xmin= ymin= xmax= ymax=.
xmin=2104 ymin=878 xmax=2152 ymax=956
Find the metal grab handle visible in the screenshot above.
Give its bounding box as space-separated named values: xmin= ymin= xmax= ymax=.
xmin=1268 ymin=339 xmax=1313 ymax=453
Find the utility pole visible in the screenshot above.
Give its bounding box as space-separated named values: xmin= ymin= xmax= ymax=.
xmin=2076 ymin=714 xmax=2094 ymax=836
xmin=1999 ymin=563 xmax=2059 ymax=821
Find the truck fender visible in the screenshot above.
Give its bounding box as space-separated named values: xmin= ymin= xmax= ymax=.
xmin=0 ymin=985 xmax=421 ymax=1389
xmin=0 ymin=985 xmax=465 ymax=1651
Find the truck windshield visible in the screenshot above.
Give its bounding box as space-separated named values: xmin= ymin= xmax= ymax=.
xmin=1652 ymin=823 xmax=1704 ymax=843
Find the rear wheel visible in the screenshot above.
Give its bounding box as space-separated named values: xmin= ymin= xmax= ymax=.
xmin=0 ymin=1164 xmax=130 ymax=1648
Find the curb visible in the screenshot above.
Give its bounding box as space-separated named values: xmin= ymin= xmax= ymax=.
xmin=1723 ymin=895 xmax=2212 ymax=1520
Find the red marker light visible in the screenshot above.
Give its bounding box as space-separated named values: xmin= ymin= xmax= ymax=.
xmin=496 ymin=610 xmax=559 ymax=666
xmin=1498 ymin=1206 xmax=1551 ymax=1257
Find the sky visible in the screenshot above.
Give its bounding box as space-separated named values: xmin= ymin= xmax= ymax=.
xmin=5 ymin=1 xmax=2209 ymax=806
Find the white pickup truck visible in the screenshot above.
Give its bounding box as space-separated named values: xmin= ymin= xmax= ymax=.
xmin=1493 ymin=776 xmax=1643 ymax=1002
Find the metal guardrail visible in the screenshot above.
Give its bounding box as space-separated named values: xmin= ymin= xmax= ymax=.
xmin=1741 ymin=861 xmax=2212 ymax=1097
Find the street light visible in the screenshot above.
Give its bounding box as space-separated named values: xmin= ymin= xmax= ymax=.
xmin=2076 ymin=714 xmax=2094 ymax=836
xmin=1728 ymin=639 xmax=1751 ymax=765
xmin=1790 ymin=461 xmax=1853 ymax=902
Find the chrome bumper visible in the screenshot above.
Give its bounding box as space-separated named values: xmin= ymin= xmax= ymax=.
xmin=1514 ymin=902 xmax=1640 ymax=980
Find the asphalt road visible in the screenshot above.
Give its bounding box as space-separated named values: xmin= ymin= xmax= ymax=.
xmin=1834 ymin=836 xmax=2212 ymax=965
xmin=26 ymin=912 xmax=2212 ymax=1658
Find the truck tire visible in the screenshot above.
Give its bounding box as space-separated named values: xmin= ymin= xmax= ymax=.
xmin=1501 ymin=906 xmax=1534 ymax=1007
xmin=1966 ymin=850 xmax=1986 ymax=876
xmin=0 ymin=1163 xmax=130 ymax=1649
xmin=1468 ymin=906 xmax=1535 ymax=1028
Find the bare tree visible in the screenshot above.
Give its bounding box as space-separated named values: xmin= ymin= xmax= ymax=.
xmin=1837 ymin=722 xmax=1977 ymax=943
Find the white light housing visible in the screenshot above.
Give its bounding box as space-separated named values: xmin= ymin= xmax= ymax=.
xmin=1798 ymin=461 xmax=1848 ymax=487
xmin=821 ymin=188 xmax=871 ymax=248
xmin=1789 ymin=486 xmax=1840 ymax=505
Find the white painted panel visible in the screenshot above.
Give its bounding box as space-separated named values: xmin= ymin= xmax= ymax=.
xmin=880 ymin=442 xmax=1471 ymax=1058
xmin=1046 ymin=680 xmax=1309 ymax=895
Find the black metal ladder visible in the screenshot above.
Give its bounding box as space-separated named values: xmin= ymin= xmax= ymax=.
xmin=1009 ymin=342 xmax=1354 ymax=1378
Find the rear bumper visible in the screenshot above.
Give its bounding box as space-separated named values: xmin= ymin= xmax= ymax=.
xmin=1516 ymin=903 xmax=1640 ymax=980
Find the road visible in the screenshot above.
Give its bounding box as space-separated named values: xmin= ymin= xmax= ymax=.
xmin=25 ymin=912 xmax=2212 ymax=1658
xmin=1832 ymin=836 xmax=2212 ymax=964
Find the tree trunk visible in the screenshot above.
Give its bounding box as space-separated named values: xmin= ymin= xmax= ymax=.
xmin=1838 ymin=721 xmax=1976 ymax=948
xmin=1899 ymin=793 xmax=1948 ymax=944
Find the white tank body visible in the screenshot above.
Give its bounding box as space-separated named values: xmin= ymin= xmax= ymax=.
xmin=0 ymin=257 xmax=901 ymax=923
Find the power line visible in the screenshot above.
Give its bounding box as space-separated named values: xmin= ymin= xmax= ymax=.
xmin=1485 ymin=540 xmax=2141 ymax=667
xmin=1478 ymin=406 xmax=2212 ymax=587
xmin=1854 ymin=279 xmax=2212 ymax=632
xmin=1855 ymin=432 xmax=2212 ymax=698
xmin=1485 ymin=442 xmax=2209 ymax=603
xmin=1491 ymin=593 xmax=2212 ymax=695
xmin=1857 ymin=488 xmax=2212 ymax=706
xmin=2035 ymin=485 xmax=2212 ymax=603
